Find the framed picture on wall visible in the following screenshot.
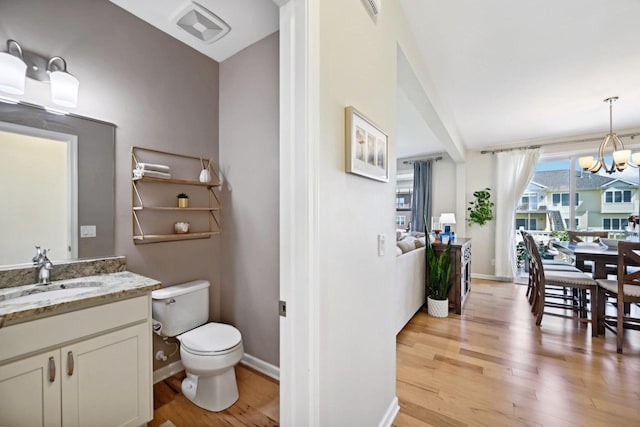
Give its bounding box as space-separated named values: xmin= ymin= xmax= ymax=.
xmin=345 ymin=106 xmax=389 ymax=182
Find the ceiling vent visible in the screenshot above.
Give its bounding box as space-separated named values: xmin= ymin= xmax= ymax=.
xmin=174 ymin=2 xmax=230 ymax=44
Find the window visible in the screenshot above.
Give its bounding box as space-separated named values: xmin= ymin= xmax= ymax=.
xmin=552 ymin=192 xmax=579 ymax=207
xmin=603 ymin=217 xmax=626 ymax=230
xmin=519 ymin=192 xmax=538 ymax=210
xmin=515 ymin=218 xmax=537 ymax=230
xmin=604 ymin=189 xmax=632 ymax=204
xmin=564 ymin=218 xmax=579 ymax=229
xmin=395 ymin=216 xmax=406 ymax=226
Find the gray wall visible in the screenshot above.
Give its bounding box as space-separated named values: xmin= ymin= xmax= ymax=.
xmin=0 ymin=0 xmax=220 ymax=369
xmin=219 ymin=33 xmax=279 ymax=367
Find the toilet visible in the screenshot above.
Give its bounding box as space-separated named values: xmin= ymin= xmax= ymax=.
xmin=151 ymin=280 xmax=243 ymax=412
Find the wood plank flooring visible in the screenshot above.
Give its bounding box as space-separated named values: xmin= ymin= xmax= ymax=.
xmin=152 ymin=279 xmax=640 ymax=426
xmin=150 ymin=366 xmax=279 ymax=426
xmin=394 ymin=279 xmax=640 ymax=427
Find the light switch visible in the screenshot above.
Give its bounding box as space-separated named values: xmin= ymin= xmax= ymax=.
xmin=80 ymin=225 xmax=96 ymax=238
xmin=378 ymin=233 xmax=385 ymax=256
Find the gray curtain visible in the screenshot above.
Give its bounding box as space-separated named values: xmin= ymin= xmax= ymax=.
xmin=410 ymin=160 xmax=433 ymax=232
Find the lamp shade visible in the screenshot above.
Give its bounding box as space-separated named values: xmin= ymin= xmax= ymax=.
xmin=613 ymin=149 xmax=631 ymax=168
xmin=440 ymin=213 xmax=456 ymax=224
xmin=578 ymin=156 xmax=594 ymax=170
xmin=49 ymin=70 xmax=79 ymax=108
xmin=0 ymin=51 xmax=26 ymax=95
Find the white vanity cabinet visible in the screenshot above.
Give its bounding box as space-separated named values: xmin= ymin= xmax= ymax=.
xmin=0 ymin=295 xmax=153 ymax=427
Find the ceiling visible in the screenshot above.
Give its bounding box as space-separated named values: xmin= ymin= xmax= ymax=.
xmin=398 ymin=0 xmax=640 ymax=151
xmin=109 ymin=0 xmax=278 ymax=62
xmin=110 ymin=0 xmax=640 ymax=156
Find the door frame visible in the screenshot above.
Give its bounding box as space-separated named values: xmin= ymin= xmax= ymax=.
xmin=275 ymin=0 xmax=320 ymax=425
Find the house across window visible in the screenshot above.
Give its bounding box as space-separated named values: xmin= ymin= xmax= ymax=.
xmin=396 ymin=215 xmax=406 ymax=226
xmin=551 ymin=192 xmax=578 ymax=207
xmin=519 ymin=192 xmax=538 ymax=210
xmin=604 ymin=189 xmax=632 ymax=204
xmin=564 ymin=218 xmax=579 ymax=229
xmin=603 ymin=217 xmax=626 ymax=230
xmin=515 ymin=218 xmax=537 ymax=230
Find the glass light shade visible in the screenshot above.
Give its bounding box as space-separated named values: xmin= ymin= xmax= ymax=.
xmin=632 ymin=152 xmax=640 ymax=166
xmin=613 ymin=149 xmax=631 ymax=167
xmin=439 ymin=213 xmax=456 ymax=224
xmin=578 ymin=156 xmax=595 ymax=170
xmin=49 ymin=70 xmax=79 ymax=108
xmin=0 ymin=52 xmax=26 ymax=95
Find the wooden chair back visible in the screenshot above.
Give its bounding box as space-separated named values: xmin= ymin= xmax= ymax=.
xmin=568 ymin=230 xmax=608 ymax=243
xmin=611 ymin=241 xmax=640 ymax=352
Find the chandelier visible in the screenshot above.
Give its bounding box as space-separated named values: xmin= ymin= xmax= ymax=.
xmin=578 ymin=97 xmax=638 ymax=174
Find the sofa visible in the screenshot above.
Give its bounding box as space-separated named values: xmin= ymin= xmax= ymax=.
xmin=394 ymin=232 xmax=427 ymax=334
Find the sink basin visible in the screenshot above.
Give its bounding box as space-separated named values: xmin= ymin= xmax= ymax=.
xmin=0 ymin=282 xmax=102 ymax=307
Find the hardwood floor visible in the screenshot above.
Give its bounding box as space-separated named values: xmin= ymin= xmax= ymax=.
xmin=394 ymin=279 xmax=640 ymax=427
xmin=151 ymin=366 xmax=279 ymax=426
xmin=152 ymin=279 xmax=640 ymax=426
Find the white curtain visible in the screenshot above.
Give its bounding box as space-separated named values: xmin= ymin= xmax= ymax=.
xmin=494 ymin=148 xmax=540 ymax=280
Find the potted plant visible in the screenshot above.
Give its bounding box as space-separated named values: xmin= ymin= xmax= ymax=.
xmin=426 ymin=238 xmax=453 ymax=317
xmin=517 ymin=241 xmax=528 ymax=272
xmin=177 ymin=192 xmax=189 ymax=208
xmin=467 ymin=187 xmax=494 ymax=226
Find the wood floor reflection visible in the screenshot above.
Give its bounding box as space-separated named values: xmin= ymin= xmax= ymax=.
xmin=150 ymin=366 xmax=279 ymax=426
xmin=394 ymin=279 xmax=640 ymax=427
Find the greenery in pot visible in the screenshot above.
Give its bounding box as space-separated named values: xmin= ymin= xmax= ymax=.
xmin=516 ymin=241 xmax=528 ymax=269
xmin=551 ymin=230 xmax=569 ymax=241
xmin=426 ymin=239 xmax=453 ymax=300
xmin=467 ymin=187 xmax=494 ymax=226
xmin=177 ymin=193 xmax=189 ymax=199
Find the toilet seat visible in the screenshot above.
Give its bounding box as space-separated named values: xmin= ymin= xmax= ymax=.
xmin=179 ymin=323 xmax=242 ymax=356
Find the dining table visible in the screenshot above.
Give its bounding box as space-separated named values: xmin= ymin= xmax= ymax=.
xmin=551 ymin=240 xmax=624 ymax=279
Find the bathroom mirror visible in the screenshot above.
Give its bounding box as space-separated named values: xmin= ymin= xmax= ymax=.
xmin=0 ymin=102 xmax=115 ymax=267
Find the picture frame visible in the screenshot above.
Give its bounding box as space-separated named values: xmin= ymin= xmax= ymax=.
xmin=345 ymin=106 xmax=389 ymax=182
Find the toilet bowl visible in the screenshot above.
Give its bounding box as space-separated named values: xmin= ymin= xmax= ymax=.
xmin=177 ymin=322 xmax=244 ymax=411
xmin=151 ymin=280 xmax=244 ymax=412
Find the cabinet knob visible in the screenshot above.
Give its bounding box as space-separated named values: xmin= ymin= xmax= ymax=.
xmin=67 ymin=351 xmax=74 ymax=376
xmin=48 ymin=356 xmax=56 ymax=383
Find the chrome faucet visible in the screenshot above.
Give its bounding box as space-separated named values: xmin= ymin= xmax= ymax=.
xmin=33 ymin=246 xmax=54 ymax=284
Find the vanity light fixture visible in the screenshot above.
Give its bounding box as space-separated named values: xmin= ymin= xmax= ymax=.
xmin=0 ymin=39 xmax=79 ymax=108
xmin=0 ymin=40 xmax=27 ymax=95
xmin=578 ymin=97 xmax=639 ymax=174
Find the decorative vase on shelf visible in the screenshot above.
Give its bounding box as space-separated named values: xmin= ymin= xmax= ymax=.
xmin=199 ymin=158 xmax=211 ymax=183
xmin=199 ymin=168 xmax=211 ymax=183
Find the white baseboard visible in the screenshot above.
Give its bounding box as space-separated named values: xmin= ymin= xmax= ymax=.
xmin=241 ymin=353 xmax=280 ymax=381
xmin=153 ymin=353 xmax=280 ymax=384
xmin=378 ymin=396 xmax=400 ymax=427
xmin=153 ymin=360 xmax=184 ymax=384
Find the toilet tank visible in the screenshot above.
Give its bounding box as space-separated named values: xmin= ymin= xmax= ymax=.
xmin=151 ymin=280 xmax=210 ymax=337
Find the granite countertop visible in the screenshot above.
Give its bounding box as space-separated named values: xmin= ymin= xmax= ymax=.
xmin=0 ymin=271 xmax=162 ymax=325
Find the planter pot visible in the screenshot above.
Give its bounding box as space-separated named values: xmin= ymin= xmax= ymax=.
xmin=178 ymin=198 xmax=189 ymax=208
xmin=427 ymin=296 xmax=449 ymax=318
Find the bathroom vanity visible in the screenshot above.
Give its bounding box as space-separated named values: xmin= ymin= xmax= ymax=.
xmin=0 ymin=269 xmax=161 ymax=427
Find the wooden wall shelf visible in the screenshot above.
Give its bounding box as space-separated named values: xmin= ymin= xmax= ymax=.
xmin=131 ymin=147 xmax=222 ymax=244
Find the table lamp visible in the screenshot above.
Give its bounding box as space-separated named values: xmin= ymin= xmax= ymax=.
xmin=440 ymin=213 xmax=456 ymax=234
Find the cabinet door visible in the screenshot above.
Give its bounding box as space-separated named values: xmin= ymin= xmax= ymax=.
xmin=61 ymin=322 xmax=152 ymax=427
xmin=0 ymin=351 xmax=62 ymax=427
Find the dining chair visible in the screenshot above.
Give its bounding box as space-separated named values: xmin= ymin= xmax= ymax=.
xmin=524 ymin=232 xmax=599 ymax=336
xmin=520 ymin=231 xmax=581 ymax=302
xmin=596 ymin=241 xmax=640 ymax=353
